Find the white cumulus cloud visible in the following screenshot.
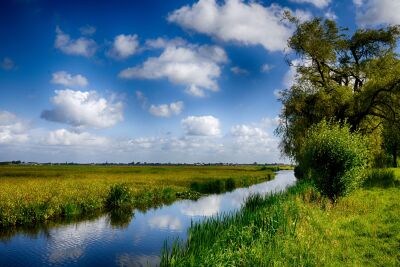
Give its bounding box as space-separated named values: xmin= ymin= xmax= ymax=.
xmin=55 ymin=26 xmax=97 ymax=57
xmin=149 ymin=101 xmax=184 ymax=117
xmin=230 ymin=124 xmax=278 ymax=156
xmin=47 ymin=129 xmax=109 ymax=146
xmin=181 ymin=115 xmax=221 ymax=136
xmin=145 ymin=37 xmax=187 ymax=49
xmin=108 ymin=34 xmax=139 ymax=59
xmin=41 ymin=89 xmax=123 ymax=129
xmin=0 ymin=111 xmax=29 ymax=144
xmin=261 ymin=117 xmax=280 ymax=128
xmin=168 ymin=0 xmax=302 ymax=52
xmin=51 ymin=71 xmax=88 ymax=87
xmin=119 ymin=41 xmax=227 ymax=97
xmin=231 ymin=124 xmax=266 ymax=138
xmin=185 ymin=84 xmax=206 ymax=97
xmin=290 ymin=0 xmax=331 ymax=9
xmin=354 ymin=0 xmax=400 ymax=27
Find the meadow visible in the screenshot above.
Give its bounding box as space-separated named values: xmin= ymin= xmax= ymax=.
xmin=0 ymin=165 xmax=276 ymax=227
xmin=162 ymin=168 xmax=400 ymax=266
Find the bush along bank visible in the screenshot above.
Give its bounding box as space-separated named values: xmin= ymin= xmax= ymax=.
xmin=296 ymin=120 xmax=370 ymax=201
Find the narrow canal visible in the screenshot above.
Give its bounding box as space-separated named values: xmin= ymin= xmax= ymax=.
xmin=0 ymin=170 xmax=296 ymax=267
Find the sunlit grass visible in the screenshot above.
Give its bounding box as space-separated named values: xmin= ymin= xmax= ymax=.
xmin=0 ymin=165 xmax=276 ymax=227
xmin=162 ymin=169 xmax=400 ymax=266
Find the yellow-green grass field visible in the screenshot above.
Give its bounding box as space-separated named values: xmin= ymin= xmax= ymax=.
xmin=162 ymin=168 xmax=400 ymax=266
xmin=0 ymin=165 xmax=277 ymax=227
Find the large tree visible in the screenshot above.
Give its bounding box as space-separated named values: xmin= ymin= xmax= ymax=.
xmin=276 ymin=16 xmax=400 ymax=161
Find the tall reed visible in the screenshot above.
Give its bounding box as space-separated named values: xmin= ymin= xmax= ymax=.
xmin=161 ymin=181 xmax=312 ymax=266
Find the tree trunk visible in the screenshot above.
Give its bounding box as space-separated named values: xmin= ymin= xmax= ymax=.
xmin=393 ymin=146 xmax=398 ymax=168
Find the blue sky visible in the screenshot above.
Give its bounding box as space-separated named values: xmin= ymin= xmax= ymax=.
xmin=0 ymin=0 xmax=398 ymax=163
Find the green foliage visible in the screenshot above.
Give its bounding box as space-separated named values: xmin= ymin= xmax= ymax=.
xmin=224 ymin=178 xmax=236 ymax=191
xmin=293 ymin=164 xmax=308 ymax=180
xmin=106 ymin=184 xmax=133 ymax=208
xmin=190 ymin=180 xmax=223 ymax=194
xmin=276 ymin=17 xmax=400 ymax=162
xmin=61 ymin=203 xmax=81 ymax=217
xmin=190 ymin=180 xmax=227 ymax=194
xmin=299 ymin=120 xmax=370 ymax=199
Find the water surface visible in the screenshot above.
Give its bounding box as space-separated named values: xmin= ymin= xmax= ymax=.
xmin=0 ymin=170 xmax=296 ymax=267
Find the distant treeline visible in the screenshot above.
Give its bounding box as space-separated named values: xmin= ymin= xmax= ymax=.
xmin=0 ymin=161 xmax=290 ymax=167
xmin=0 ymin=161 xmax=23 ymax=165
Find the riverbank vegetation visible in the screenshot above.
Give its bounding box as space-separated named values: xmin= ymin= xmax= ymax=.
xmin=296 ymin=120 xmax=370 ymax=200
xmin=0 ymin=165 xmax=277 ymax=227
xmin=161 ymin=169 xmax=400 ymax=266
xmin=162 ymin=15 xmax=400 ymax=266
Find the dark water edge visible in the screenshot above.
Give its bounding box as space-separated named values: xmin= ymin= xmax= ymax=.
xmin=0 ymin=171 xmax=296 ymax=267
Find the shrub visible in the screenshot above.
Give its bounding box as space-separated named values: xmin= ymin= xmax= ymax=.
xmin=106 ymin=184 xmax=133 ymax=208
xmin=298 ymin=120 xmax=370 ymax=200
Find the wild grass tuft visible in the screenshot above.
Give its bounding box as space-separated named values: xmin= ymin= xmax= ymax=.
xmin=106 ymin=184 xmax=133 ymax=208
xmin=161 ymin=181 xmax=310 ymax=266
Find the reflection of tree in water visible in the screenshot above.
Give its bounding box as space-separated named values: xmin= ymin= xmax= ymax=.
xmin=108 ymin=208 xmax=135 ymax=229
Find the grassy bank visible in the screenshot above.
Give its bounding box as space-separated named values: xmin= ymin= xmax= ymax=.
xmin=0 ymin=165 xmax=276 ymax=227
xmin=162 ymin=169 xmax=400 ymax=266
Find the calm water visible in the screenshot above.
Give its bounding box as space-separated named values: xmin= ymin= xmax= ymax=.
xmin=0 ymin=170 xmax=296 ymax=267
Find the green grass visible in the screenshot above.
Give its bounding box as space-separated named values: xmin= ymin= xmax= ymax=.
xmin=162 ymin=169 xmax=400 ymax=266
xmin=0 ymin=165 xmax=278 ymax=227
